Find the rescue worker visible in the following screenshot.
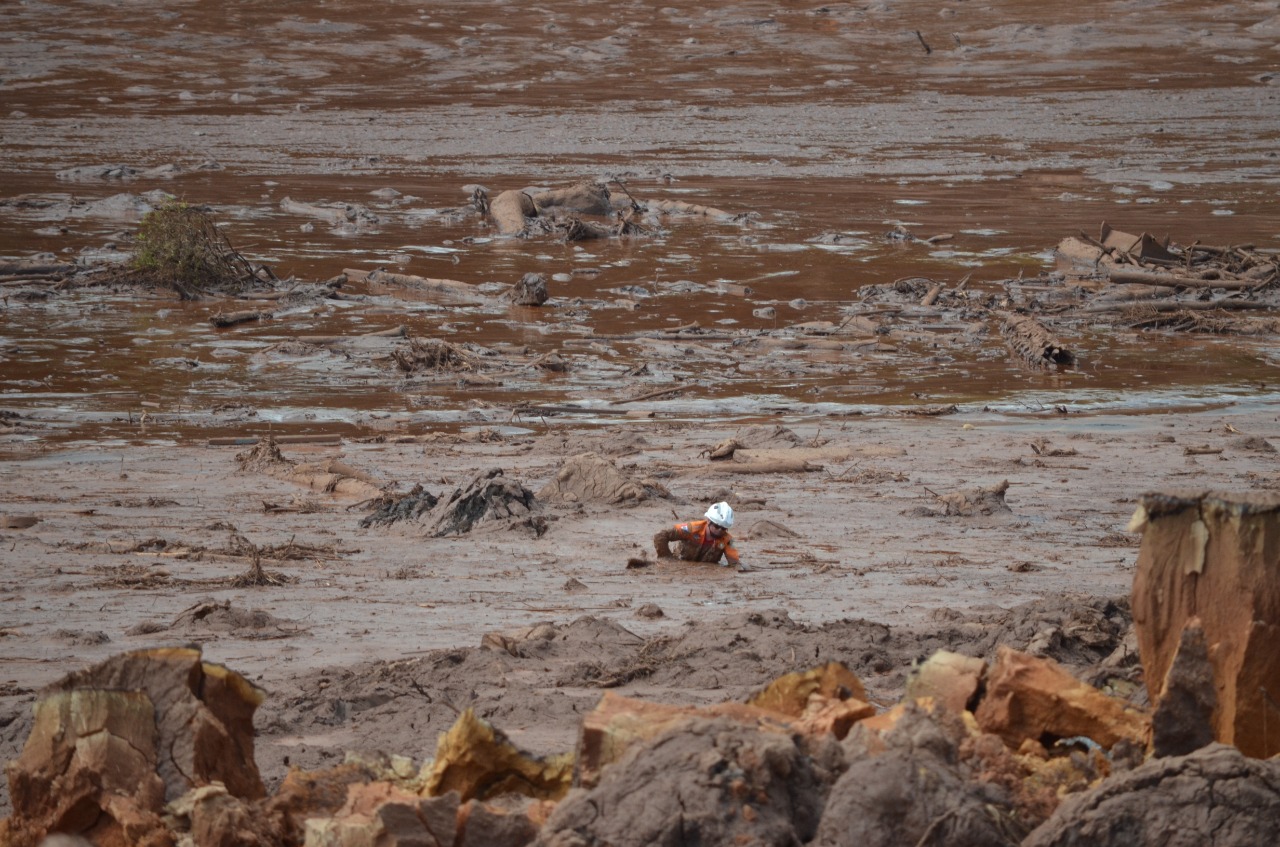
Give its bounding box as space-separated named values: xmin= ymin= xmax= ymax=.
xmin=653 ymin=501 xmax=750 ymax=572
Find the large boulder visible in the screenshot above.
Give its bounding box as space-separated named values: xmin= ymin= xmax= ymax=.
xmin=538 ymin=716 xmax=836 ymax=847
xmin=1024 ymin=743 xmax=1280 ymax=847
xmin=4 ymin=647 xmax=264 ymax=847
xmin=815 ymin=705 xmax=1024 ymax=847
xmin=1130 ymin=491 xmax=1280 ymax=758
xmin=974 ymin=646 xmax=1148 ymax=751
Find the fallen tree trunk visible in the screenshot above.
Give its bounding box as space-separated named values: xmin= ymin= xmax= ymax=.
xmin=489 ymin=190 xmax=537 ymax=235
xmin=1107 ymin=268 xmax=1259 ymax=290
xmin=1082 ymin=298 xmax=1273 ymax=315
xmin=351 ymin=269 xmax=487 ymax=302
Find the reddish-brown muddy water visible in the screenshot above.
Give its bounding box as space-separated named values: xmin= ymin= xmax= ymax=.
xmin=2 ymin=0 xmax=1280 ymax=825
xmin=3 ymin=0 xmax=1279 ymax=445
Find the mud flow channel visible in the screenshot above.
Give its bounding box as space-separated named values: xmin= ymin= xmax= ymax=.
xmin=2 ymin=0 xmax=1279 ymax=445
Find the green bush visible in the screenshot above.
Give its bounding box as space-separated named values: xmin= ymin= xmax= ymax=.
xmin=132 ymin=201 xmax=255 ymax=298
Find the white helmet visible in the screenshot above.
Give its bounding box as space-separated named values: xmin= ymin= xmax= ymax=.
xmin=705 ymin=501 xmax=734 ymax=529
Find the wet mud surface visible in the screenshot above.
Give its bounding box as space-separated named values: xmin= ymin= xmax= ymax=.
xmin=2 ymin=0 xmax=1280 ymax=820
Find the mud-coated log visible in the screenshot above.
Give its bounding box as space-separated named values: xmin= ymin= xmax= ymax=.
xmin=0 ymin=260 xmax=77 ymax=276
xmin=280 ymin=197 xmax=351 ymax=225
xmin=1107 ymin=268 xmax=1260 ymax=290
xmin=999 ymin=312 xmax=1074 ymax=368
xmin=489 ymin=190 xmax=537 ymax=235
xmin=648 ymin=199 xmax=735 ymax=220
xmin=210 ymin=309 xmax=272 ymax=328
xmin=1130 ymin=491 xmax=1280 ymax=758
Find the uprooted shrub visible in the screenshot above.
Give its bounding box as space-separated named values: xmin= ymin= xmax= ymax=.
xmin=131 ymin=201 xmax=270 ymax=298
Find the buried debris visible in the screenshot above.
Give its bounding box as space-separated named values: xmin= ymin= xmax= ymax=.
xmin=419 ymin=468 xmax=541 ymax=537
xmin=391 ymin=337 xmax=477 ymax=373
xmin=1000 ymin=312 xmax=1075 ymax=369
xmin=537 ymin=452 xmax=668 ymax=505
xmin=359 ymin=484 xmax=440 ymax=528
xmin=7 ymin=626 xmax=1280 ymax=847
xmin=930 ymin=479 xmax=1013 ymax=517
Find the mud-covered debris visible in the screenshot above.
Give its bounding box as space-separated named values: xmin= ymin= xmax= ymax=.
xmin=425 ymin=708 xmax=572 ymax=802
xmin=543 ymin=714 xmax=833 ymax=847
xmin=707 ymin=437 xmax=742 ymax=460
xmin=903 ymin=650 xmax=986 ymax=714
xmin=744 ymin=519 xmax=799 ymax=539
xmin=537 ymin=452 xmax=664 ymax=505
xmin=235 ymin=437 xmax=293 ymax=473
xmin=1023 ymin=743 xmax=1280 ymax=847
xmin=821 ymin=703 xmax=1039 ymax=847
xmin=392 ymin=337 xmax=477 ymax=373
xmin=1001 ymin=312 xmax=1075 ymax=369
xmin=936 ymin=479 xmax=1012 ymax=517
xmin=634 ymin=603 xmax=664 ymax=619
xmin=165 ymin=600 xmax=299 ymax=639
xmin=506 ymin=272 xmax=549 ymax=306
xmin=562 ymin=577 xmax=588 ymax=594
xmin=421 ymin=468 xmax=539 ymax=537
xmin=359 ymin=484 xmax=440 ymax=528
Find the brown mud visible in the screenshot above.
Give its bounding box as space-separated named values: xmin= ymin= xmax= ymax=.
xmin=2 ymin=0 xmax=1280 ymax=826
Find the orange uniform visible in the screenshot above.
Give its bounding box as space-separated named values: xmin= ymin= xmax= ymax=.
xmin=653 ymin=519 xmax=740 ymax=566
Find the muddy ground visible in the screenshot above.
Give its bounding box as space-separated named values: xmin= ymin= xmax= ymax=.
xmin=2 ymin=0 xmax=1280 ymax=823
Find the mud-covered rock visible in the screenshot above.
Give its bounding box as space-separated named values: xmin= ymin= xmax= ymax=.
xmin=1023 ymin=743 xmax=1280 ymax=847
xmin=816 ymin=705 xmax=1025 ymax=847
xmin=538 ymin=715 xmax=833 ymax=847
xmin=4 ymin=648 xmax=265 ymax=847
xmin=974 ymin=646 xmax=1148 ymax=751
xmin=506 ymin=272 xmax=549 ymax=306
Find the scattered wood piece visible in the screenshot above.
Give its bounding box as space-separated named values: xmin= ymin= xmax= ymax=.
xmin=609 ymin=385 xmax=688 ymax=405
xmin=210 ymin=309 xmax=272 ymax=328
xmin=1183 ymin=446 xmax=1224 ymax=456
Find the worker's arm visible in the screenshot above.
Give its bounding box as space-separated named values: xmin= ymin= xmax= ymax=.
xmin=653 ymin=527 xmax=681 ymax=558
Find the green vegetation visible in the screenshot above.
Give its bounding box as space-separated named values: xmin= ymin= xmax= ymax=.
xmin=131 ymin=201 xmax=261 ymax=298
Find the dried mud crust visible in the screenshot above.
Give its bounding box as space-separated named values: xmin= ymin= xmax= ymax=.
xmin=242 ymin=594 xmax=1136 ymax=794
